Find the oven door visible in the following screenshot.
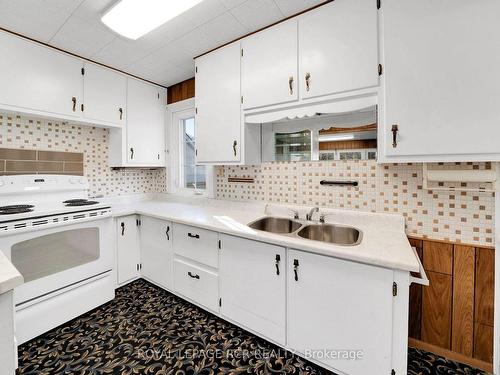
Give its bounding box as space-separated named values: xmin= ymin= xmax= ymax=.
xmin=1 ymin=216 xmax=113 ymax=306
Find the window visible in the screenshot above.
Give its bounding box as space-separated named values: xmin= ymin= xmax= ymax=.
xmin=166 ymin=98 xmax=214 ymax=197
xmin=181 ymin=117 xmax=206 ymax=190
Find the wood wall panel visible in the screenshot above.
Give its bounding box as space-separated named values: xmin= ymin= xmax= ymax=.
xmin=423 ymin=241 xmax=453 ymax=275
xmin=167 ymin=78 xmax=195 ymax=104
xmin=421 ymin=270 xmax=453 ymax=349
xmin=475 ymin=247 xmax=495 ymax=326
xmin=474 ymin=323 xmax=494 ymax=363
xmin=451 ymin=245 xmax=475 ymax=356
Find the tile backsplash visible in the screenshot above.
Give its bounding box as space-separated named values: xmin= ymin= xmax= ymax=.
xmin=0 ymin=112 xmax=495 ymax=247
xmin=216 ymin=161 xmax=495 ymax=246
xmin=0 ymin=112 xmax=166 ymax=197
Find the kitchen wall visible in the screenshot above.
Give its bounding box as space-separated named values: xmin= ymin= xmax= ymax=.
xmin=0 ymin=112 xmax=166 ymax=197
xmin=216 ymin=161 xmax=495 ymax=247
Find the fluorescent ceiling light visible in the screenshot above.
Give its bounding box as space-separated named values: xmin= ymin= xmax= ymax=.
xmin=319 ymin=134 xmax=355 ymax=142
xmin=102 ymin=0 xmax=203 ymax=40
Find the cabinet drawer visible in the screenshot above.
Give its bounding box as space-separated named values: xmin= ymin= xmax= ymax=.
xmin=174 ymin=259 xmax=219 ymax=313
xmin=172 ymin=223 xmax=218 ymax=268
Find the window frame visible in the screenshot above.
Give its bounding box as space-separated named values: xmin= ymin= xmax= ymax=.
xmin=166 ymin=98 xmax=214 ymax=197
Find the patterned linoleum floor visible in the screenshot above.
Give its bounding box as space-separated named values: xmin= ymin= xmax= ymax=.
xmin=17 ymin=279 xmax=488 ymax=375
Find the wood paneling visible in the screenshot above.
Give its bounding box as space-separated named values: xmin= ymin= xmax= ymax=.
xmin=423 ymin=241 xmax=453 ymax=275
xmin=167 ymin=78 xmax=195 ymax=104
xmin=319 ymin=139 xmax=377 ymax=151
xmin=411 ymin=238 xmax=495 ymax=366
xmin=475 ymin=247 xmax=495 ymax=326
xmin=452 ymin=245 xmax=475 ymax=356
xmin=474 ymin=323 xmax=494 ymax=363
xmin=319 ymin=123 xmax=377 ymax=135
xmin=422 ymin=270 xmax=453 ymax=348
xmin=408 ymin=238 xmax=423 ymax=340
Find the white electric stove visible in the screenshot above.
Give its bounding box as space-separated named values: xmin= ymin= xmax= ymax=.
xmin=0 ymin=175 xmax=115 ymax=345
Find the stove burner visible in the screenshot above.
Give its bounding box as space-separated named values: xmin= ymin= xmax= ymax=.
xmin=0 ymin=205 xmax=35 ymax=215
xmin=64 ymin=200 xmax=99 ymax=207
xmin=63 ymin=199 xmax=88 ymax=204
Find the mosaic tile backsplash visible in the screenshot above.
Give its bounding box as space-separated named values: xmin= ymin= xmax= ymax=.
xmin=0 ymin=112 xmax=166 ymax=197
xmin=216 ymin=161 xmax=495 ymax=246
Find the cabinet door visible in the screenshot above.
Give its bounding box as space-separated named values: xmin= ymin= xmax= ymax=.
xmin=382 ymin=0 xmax=500 ymax=160
xmin=241 ymin=20 xmax=298 ymax=109
xmin=116 ymin=216 xmax=140 ymax=285
xmin=0 ymin=31 xmax=83 ymax=118
xmin=298 ymin=0 xmax=378 ymax=100
xmin=195 ymin=42 xmax=241 ymax=163
xmin=220 ymin=235 xmax=286 ymax=345
xmin=83 ymin=63 xmax=126 ymax=126
xmin=127 ymin=78 xmax=165 ymax=165
xmin=140 ymin=216 xmax=173 ymax=290
xmin=287 ymin=249 xmax=394 ymax=375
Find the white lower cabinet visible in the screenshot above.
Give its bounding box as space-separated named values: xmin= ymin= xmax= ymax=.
xmin=287 ymin=249 xmax=395 ymax=375
xmin=173 ymin=258 xmax=219 ymax=313
xmin=115 ymin=216 xmax=140 ymax=285
xmin=140 ymin=216 xmax=173 ymax=290
xmin=219 ymin=235 xmax=286 ymax=345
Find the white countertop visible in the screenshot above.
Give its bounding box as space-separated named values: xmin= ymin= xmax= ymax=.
xmin=110 ymin=195 xmax=420 ymax=273
xmin=0 ymin=250 xmax=23 ymax=295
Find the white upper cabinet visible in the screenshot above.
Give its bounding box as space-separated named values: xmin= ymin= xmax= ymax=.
xmin=0 ymin=31 xmax=83 ymax=119
xmin=241 ymin=20 xmax=298 ymax=109
xmin=82 ymin=63 xmax=127 ymax=127
xmin=195 ymin=42 xmax=241 ymax=164
xmin=126 ymin=78 xmax=166 ymax=165
xmin=380 ymin=0 xmax=500 ymax=162
xmin=298 ymin=0 xmax=379 ymax=100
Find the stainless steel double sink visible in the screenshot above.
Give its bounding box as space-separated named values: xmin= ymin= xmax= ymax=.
xmin=247 ymin=216 xmax=362 ymax=246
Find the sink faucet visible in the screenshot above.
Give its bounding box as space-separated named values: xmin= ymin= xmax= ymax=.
xmin=306 ymin=207 xmax=319 ymax=221
xmin=290 ymin=209 xmax=299 ymax=219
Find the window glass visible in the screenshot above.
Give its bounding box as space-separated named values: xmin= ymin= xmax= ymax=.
xmin=181 ymin=117 xmax=205 ymax=189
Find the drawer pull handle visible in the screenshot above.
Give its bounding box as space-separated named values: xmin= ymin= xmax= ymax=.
xmin=188 ymin=271 xmax=200 ymax=279
xmin=130 ymin=147 xmax=134 ymax=159
xmin=188 ymin=232 xmax=200 ymax=239
xmin=166 ymin=225 xmax=170 ymax=240
xmin=119 ymin=107 xmax=123 ymax=120
xmin=120 ymin=222 xmax=125 ymax=236
xmin=288 ymin=76 xmax=294 ymax=95
xmin=305 ymin=72 xmax=311 ymax=92
xmin=275 ymin=254 xmax=281 ymax=275
xmin=293 ymin=259 xmax=299 ymax=281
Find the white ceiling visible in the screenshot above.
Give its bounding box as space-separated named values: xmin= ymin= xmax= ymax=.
xmin=0 ymin=0 xmax=325 ymax=86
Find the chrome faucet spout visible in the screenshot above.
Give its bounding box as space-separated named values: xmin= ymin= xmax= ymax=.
xmin=306 ymin=207 xmax=319 ymax=221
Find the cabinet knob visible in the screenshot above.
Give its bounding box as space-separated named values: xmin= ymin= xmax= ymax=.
xmin=233 ymin=140 xmax=237 ymax=157
xmin=289 ymin=76 xmax=294 ymax=95
xmin=391 ymin=124 xmax=399 ymax=148
xmin=71 ymin=97 xmax=77 ymax=112
xmin=305 ymin=73 xmax=311 ymax=92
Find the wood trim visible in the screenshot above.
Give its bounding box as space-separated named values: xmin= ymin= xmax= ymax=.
xmin=407 ymin=235 xmax=495 ymax=250
xmin=0 ymin=27 xmax=167 ymax=89
xmin=319 ymin=123 xmax=377 ymax=135
xmin=167 ymin=78 xmax=195 ymax=104
xmin=193 ymin=0 xmax=333 ymax=59
xmin=408 ymin=338 xmax=493 ymax=373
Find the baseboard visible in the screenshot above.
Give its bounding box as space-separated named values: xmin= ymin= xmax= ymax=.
xmin=408 ymin=338 xmax=493 ymax=373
